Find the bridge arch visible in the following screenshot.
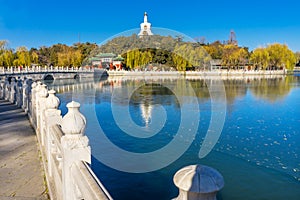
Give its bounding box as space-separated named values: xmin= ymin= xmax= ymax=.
xmin=74 ymin=73 xmax=80 ymax=79
xmin=7 ymin=76 xmax=20 ymax=83
xmin=7 ymin=76 xmax=14 ymax=83
xmin=43 ymin=74 xmax=54 ymax=81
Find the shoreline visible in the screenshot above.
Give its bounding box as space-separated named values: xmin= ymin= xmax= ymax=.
xmin=107 ymin=69 xmax=289 ymax=77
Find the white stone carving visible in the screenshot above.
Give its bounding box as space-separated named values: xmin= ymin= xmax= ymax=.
xmin=173 ymin=164 xmax=224 ymax=200
xmin=46 ymin=89 xmax=60 ymax=109
xmin=39 ymin=84 xmax=48 ymax=98
xmin=61 ymin=101 xmax=86 ymax=135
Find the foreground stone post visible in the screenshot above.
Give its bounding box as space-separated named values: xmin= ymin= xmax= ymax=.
xmin=29 ymin=82 xmax=37 ymax=125
xmin=9 ymin=78 xmax=16 ymax=103
xmin=38 ymin=84 xmax=48 ymax=146
xmin=4 ymin=78 xmax=10 ymax=100
xmin=33 ymin=81 xmax=42 ymax=129
xmin=16 ymin=77 xmax=23 ymax=107
xmin=60 ymin=101 xmax=91 ymax=200
xmin=0 ymin=79 xmax=4 ymax=99
xmin=45 ymin=90 xmax=62 ymax=177
xmin=22 ymin=79 xmax=30 ymax=113
xmin=173 ymin=165 xmax=224 ymax=200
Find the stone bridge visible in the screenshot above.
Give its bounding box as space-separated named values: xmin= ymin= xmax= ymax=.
xmin=0 ymin=66 xmax=108 ymax=82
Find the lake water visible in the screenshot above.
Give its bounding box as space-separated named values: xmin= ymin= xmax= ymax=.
xmin=49 ymin=75 xmax=300 ymax=200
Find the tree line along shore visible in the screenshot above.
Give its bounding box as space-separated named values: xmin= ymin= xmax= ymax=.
xmin=0 ymin=34 xmax=299 ymax=71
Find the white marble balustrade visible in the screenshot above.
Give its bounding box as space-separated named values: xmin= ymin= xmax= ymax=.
xmin=0 ymin=77 xmax=112 ymax=200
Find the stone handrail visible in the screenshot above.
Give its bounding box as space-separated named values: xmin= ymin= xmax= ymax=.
xmin=0 ymin=76 xmax=112 ymax=200
xmin=72 ymin=161 xmax=113 ymax=200
xmin=0 ymin=66 xmax=94 ymax=75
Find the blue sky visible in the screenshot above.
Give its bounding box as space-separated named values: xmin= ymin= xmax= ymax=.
xmin=0 ymin=0 xmax=299 ymax=51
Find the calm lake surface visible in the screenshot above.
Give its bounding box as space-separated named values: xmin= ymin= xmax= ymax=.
xmin=49 ymin=75 xmax=300 ymax=200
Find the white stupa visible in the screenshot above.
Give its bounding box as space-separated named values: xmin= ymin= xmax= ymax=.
xmin=138 ymin=12 xmax=153 ymax=38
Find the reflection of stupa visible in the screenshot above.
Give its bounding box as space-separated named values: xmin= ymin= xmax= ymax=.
xmin=140 ymin=103 xmax=153 ymax=127
xmin=138 ymin=12 xmax=153 ymax=38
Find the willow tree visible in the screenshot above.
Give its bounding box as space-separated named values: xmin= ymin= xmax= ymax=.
xmin=140 ymin=50 xmax=153 ymax=67
xmin=72 ymin=50 xmax=82 ymax=66
xmin=221 ymin=44 xmax=239 ymax=69
xmin=30 ymin=51 xmax=39 ymax=64
xmin=236 ymin=48 xmax=249 ymax=67
xmin=125 ymin=49 xmax=134 ymax=69
xmin=172 ymin=44 xmax=192 ymax=71
xmin=57 ymin=46 xmax=83 ymax=67
xmin=2 ymin=50 xmax=14 ymax=67
xmin=0 ymin=40 xmax=8 ymax=66
xmin=124 ymin=48 xmax=154 ymax=69
xmin=250 ymin=48 xmax=270 ymax=70
xmin=13 ymin=46 xmax=31 ymax=66
xmin=266 ymin=43 xmax=296 ymax=70
xmin=191 ymin=45 xmax=211 ymax=70
xmin=203 ymin=41 xmax=224 ymax=59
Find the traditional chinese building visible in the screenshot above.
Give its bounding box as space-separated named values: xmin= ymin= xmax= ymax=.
xmin=90 ymin=53 xmax=124 ymax=70
xmin=112 ymin=55 xmax=124 ymax=70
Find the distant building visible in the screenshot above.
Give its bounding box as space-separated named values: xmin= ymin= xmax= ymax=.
xmin=228 ymin=30 xmax=238 ymax=46
xmin=210 ymin=59 xmax=222 ymax=70
xmin=112 ymin=55 xmax=124 ymax=70
xmin=138 ymin=12 xmax=153 ymax=38
xmin=90 ymin=53 xmax=124 ymax=70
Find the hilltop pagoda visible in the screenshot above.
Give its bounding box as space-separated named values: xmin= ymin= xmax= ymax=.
xmin=138 ymin=12 xmax=153 ymax=38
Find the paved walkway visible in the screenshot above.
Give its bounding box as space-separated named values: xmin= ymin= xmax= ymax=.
xmin=0 ymin=99 xmax=49 ymax=200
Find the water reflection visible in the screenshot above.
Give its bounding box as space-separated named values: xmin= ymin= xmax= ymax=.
xmin=45 ymin=75 xmax=298 ymax=105
xmin=52 ymin=75 xmax=300 ymax=200
xmin=249 ymin=76 xmax=293 ymax=102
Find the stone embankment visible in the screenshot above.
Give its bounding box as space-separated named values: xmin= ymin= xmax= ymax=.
xmin=108 ymin=69 xmax=287 ymax=77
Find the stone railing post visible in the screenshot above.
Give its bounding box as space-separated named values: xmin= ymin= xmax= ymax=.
xmin=22 ymin=79 xmax=30 ymax=113
xmin=0 ymin=78 xmax=4 ymax=99
xmin=4 ymin=78 xmax=9 ymax=100
xmin=37 ymin=84 xmax=48 ymax=146
xmin=16 ymin=77 xmax=23 ymax=108
xmin=60 ymin=101 xmax=91 ymax=200
xmin=9 ymin=77 xmax=16 ymax=103
xmin=173 ymin=165 xmax=224 ymax=200
xmin=29 ymin=82 xmax=37 ymax=124
xmin=34 ymin=81 xmax=43 ymax=126
xmin=0 ymin=79 xmax=4 ymax=99
xmin=45 ymin=90 xmax=62 ymax=177
xmin=32 ymin=82 xmax=40 ymax=124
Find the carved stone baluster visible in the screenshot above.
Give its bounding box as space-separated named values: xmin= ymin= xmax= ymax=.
xmin=38 ymin=84 xmax=48 ymax=145
xmin=45 ymin=89 xmax=62 ymax=177
xmin=60 ymin=101 xmax=91 ymax=200
xmin=173 ymin=164 xmax=224 ymax=200
xmin=9 ymin=77 xmax=16 ymax=103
